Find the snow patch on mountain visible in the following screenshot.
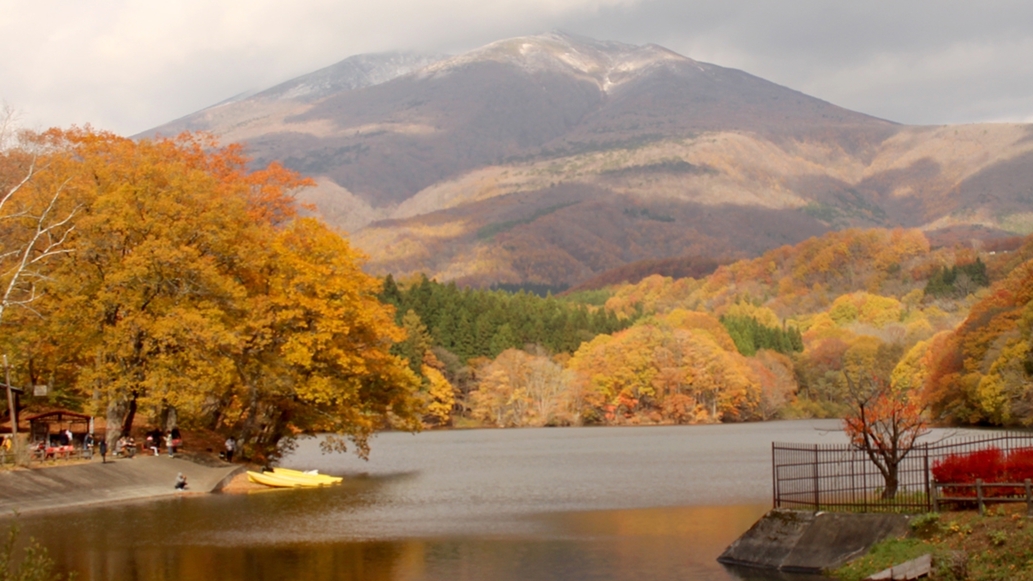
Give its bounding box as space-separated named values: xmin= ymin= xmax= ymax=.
xmin=419 ymin=32 xmax=697 ymax=94
xmin=254 ymin=52 xmax=448 ymax=103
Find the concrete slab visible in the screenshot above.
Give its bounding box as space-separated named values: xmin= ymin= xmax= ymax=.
xmin=718 ymin=509 xmax=817 ymax=570
xmin=0 ymin=455 xmax=243 ymax=516
xmin=783 ymin=512 xmax=911 ymax=573
xmin=719 ymin=509 xmax=911 ymax=574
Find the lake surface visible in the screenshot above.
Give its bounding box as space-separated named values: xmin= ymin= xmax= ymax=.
xmin=16 ymin=420 xmax=906 ymax=580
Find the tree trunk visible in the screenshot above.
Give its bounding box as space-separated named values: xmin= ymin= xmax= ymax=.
xmin=120 ymin=394 xmax=137 ymax=439
xmin=881 ymin=465 xmax=900 ymax=499
xmin=159 ymin=404 xmax=177 ymax=432
xmin=105 ymin=397 xmax=127 ymax=447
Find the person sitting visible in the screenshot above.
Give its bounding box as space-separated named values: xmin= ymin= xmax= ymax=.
xmin=174 ymin=473 xmax=188 ymax=490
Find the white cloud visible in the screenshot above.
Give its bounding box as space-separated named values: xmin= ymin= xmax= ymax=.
xmin=1 ymin=0 xmax=1032 ymax=133
xmin=0 ymin=0 xmax=640 ymax=134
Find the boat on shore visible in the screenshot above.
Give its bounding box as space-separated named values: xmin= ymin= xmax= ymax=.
xmin=247 ymin=468 xmax=343 ymax=488
xmin=247 ymin=470 xmax=305 ymax=488
xmin=271 ymin=467 xmax=343 ymax=485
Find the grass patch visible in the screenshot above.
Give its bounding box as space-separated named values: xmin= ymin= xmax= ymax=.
xmin=834 ymin=508 xmax=1033 ymax=581
xmin=835 ymin=536 xmax=932 ymax=581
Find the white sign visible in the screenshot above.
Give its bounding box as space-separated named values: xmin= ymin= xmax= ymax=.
xmin=33 ymin=385 xmax=47 ymax=396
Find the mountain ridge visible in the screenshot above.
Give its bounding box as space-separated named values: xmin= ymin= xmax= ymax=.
xmin=141 ymin=33 xmax=1033 ymax=288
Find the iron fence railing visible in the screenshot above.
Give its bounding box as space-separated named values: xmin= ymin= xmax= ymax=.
xmin=773 ymin=433 xmax=1033 ymax=513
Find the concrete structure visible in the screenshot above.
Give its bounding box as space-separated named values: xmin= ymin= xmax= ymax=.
xmin=866 ymin=553 xmax=932 ymax=580
xmin=718 ymin=509 xmax=911 ymax=574
xmin=0 ymin=456 xmax=243 ymax=515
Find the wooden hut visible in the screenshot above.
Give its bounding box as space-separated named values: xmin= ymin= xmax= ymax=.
xmin=24 ymin=410 xmax=93 ymax=445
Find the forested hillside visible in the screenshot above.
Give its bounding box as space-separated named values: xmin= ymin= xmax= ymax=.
xmin=6 ymin=128 xmax=1028 ymax=449
xmin=361 ymin=227 xmax=1025 ymax=429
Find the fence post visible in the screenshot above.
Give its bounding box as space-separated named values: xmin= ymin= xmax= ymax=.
xmin=1026 ymin=479 xmax=1031 ymax=517
xmin=931 ymin=482 xmax=939 ymax=513
xmin=813 ymin=445 xmax=820 ymax=511
xmin=977 ymin=479 xmax=985 ymax=516
xmin=772 ymin=443 xmax=777 ymax=509
xmin=923 ymin=444 xmax=931 ymax=512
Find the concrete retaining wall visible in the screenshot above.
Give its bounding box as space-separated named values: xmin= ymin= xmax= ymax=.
xmin=718 ymin=509 xmax=911 ymax=574
xmin=0 ymin=456 xmax=243 ymax=516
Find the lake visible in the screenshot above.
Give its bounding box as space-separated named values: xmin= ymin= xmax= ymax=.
xmin=19 ymin=420 xmax=871 ymax=580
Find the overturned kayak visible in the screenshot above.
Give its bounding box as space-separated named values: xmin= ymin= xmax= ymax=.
xmin=271 ymin=467 xmax=343 ymax=485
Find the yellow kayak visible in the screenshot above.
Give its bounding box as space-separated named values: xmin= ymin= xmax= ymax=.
xmin=247 ymin=470 xmax=304 ymax=488
xmin=271 ymin=467 xmax=343 ymax=485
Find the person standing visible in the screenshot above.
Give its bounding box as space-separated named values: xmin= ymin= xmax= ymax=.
xmin=165 ymin=431 xmax=174 ymax=457
xmin=83 ymin=433 xmax=94 ymax=459
xmin=224 ymin=436 xmax=236 ymax=463
xmin=99 ymin=438 xmax=108 ymax=463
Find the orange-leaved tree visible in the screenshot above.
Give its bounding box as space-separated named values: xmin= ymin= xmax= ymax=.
xmin=842 ymin=370 xmax=928 ymax=499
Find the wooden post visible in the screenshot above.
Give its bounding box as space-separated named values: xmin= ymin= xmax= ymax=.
xmin=1025 ymin=479 xmax=1032 ymax=517
xmin=977 ymin=479 xmax=985 ymax=516
xmin=3 ymin=355 xmax=15 ymax=436
xmin=931 ymin=482 xmax=939 ymax=513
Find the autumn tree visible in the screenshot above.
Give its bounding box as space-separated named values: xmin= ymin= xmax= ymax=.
xmin=567 ymin=312 xmax=760 ymax=425
xmin=841 ymin=338 xmax=928 ymax=499
xmin=226 ymin=218 xmax=422 ymax=459
xmin=0 ymin=121 xmax=79 ymax=328
xmin=924 ymin=256 xmax=1033 ymax=426
xmin=470 ymin=348 xmax=570 ymax=427
xmin=14 ymin=128 xmax=422 ymax=459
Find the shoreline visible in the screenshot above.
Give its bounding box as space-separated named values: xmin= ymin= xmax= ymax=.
xmin=0 ymin=454 xmax=244 ymax=517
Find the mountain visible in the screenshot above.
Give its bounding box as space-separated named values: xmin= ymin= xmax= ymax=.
xmin=143 ymin=33 xmax=1033 ymax=287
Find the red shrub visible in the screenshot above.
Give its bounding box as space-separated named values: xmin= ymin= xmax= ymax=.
xmin=933 ymin=448 xmax=1004 ymax=483
xmin=933 ymin=448 xmax=1004 ymax=497
xmin=932 ymin=447 xmax=1033 ymax=498
xmin=1006 ymin=448 xmax=1033 ymax=484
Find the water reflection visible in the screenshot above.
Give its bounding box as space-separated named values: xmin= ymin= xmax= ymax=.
xmin=31 ymin=504 xmax=777 ymax=581
xmin=15 ymin=420 xmax=886 ymax=580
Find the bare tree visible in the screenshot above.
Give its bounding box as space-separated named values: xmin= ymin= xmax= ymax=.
xmin=0 ymin=112 xmax=80 ymax=325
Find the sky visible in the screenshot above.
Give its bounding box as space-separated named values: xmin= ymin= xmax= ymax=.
xmin=2 ymin=0 xmax=1033 ymax=136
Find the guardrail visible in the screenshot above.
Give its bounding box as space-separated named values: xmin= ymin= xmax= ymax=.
xmin=933 ymin=479 xmax=1033 ymax=516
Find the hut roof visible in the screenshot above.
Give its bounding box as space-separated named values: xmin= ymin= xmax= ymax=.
xmin=24 ymin=410 xmax=92 ymax=423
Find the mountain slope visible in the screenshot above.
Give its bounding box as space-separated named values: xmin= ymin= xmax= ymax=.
xmin=142 ymin=33 xmax=1033 ymax=287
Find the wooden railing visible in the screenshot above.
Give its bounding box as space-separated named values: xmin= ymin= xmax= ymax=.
xmin=932 ymin=479 xmax=1033 ymax=516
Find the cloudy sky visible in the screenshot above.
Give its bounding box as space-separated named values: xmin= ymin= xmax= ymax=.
xmin=3 ymin=0 xmax=1032 ymax=136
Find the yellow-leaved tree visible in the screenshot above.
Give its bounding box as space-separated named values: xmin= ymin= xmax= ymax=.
xmin=11 ymin=128 xmax=420 ymax=460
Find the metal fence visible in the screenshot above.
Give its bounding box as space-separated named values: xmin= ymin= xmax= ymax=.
xmin=773 ymin=433 xmax=1033 ymax=513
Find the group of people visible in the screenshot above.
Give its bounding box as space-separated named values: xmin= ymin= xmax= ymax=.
xmin=78 ymin=427 xmax=184 ymax=463
xmin=144 ymin=428 xmax=182 ymax=457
